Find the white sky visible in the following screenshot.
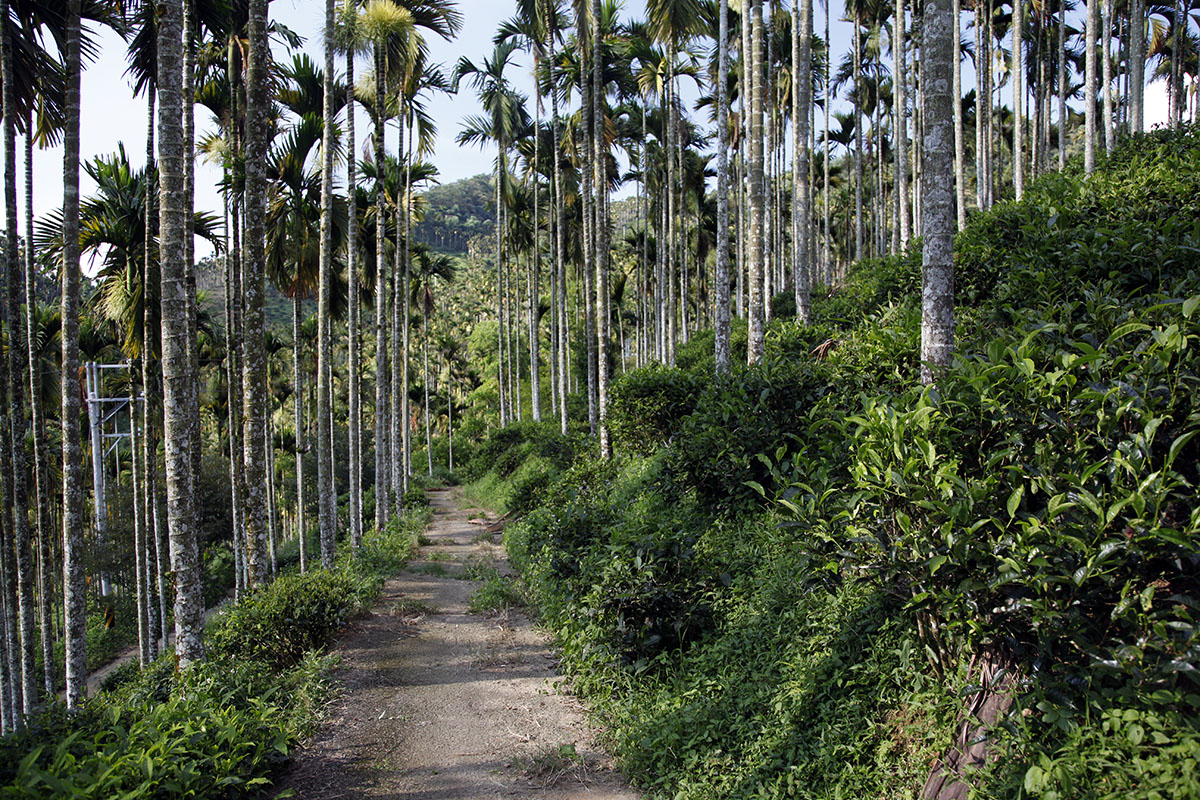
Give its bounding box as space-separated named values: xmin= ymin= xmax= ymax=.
xmin=26 ymin=0 xmax=1173 ymax=264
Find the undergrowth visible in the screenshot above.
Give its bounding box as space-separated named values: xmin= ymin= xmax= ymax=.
xmin=480 ymin=127 xmax=1200 ymax=799
xmin=0 ymin=507 xmax=428 ymax=797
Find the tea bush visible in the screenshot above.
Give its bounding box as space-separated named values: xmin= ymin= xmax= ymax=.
xmin=499 ymin=127 xmax=1200 ymax=799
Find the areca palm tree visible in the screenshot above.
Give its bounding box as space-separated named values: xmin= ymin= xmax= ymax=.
xmin=242 ymin=0 xmax=272 ymax=590
xmin=157 ymin=0 xmax=206 ymax=663
xmin=317 ymin=0 xmax=338 ymax=568
xmin=922 ymin=0 xmax=955 ymax=382
xmin=61 ymin=0 xmax=89 ymax=707
xmin=648 ymin=0 xmax=704 ymax=366
xmin=455 ymin=40 xmax=527 ymax=428
xmin=359 ymin=0 xmax=412 ymax=529
xmin=715 ymin=0 xmax=732 ymax=372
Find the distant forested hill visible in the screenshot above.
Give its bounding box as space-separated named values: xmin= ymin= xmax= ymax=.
xmin=414 ymin=173 xmax=494 ymax=254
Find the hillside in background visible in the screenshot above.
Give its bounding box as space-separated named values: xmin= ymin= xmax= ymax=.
xmin=198 ymin=256 xmax=307 ymax=337
xmin=414 ymin=174 xmax=494 ymax=255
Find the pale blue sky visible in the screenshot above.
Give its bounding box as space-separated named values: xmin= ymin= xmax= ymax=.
xmin=29 ymin=0 xmax=1169 ymax=263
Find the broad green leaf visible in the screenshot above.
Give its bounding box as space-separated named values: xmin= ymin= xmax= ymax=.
xmin=1007 ymin=485 xmax=1025 ymax=520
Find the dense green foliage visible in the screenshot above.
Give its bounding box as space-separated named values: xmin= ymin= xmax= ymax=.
xmin=483 ymin=128 xmax=1200 ymax=799
xmin=0 ymin=510 xmax=428 ymax=798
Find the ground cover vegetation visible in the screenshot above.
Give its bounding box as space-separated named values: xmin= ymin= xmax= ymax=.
xmin=464 ymin=127 xmax=1200 ymax=799
xmin=0 ymin=509 xmax=427 ymax=797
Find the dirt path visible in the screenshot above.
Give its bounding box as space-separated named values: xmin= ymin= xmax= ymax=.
xmin=273 ymin=488 xmax=640 ymax=800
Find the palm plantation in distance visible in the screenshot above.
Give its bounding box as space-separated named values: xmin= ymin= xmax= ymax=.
xmin=0 ymin=0 xmax=1197 ymax=796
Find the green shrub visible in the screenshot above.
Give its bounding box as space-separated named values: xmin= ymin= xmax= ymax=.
xmin=207 ymin=569 xmax=375 ymax=670
xmin=607 ymin=365 xmax=704 ymax=456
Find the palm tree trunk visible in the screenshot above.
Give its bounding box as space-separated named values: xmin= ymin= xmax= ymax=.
xmin=580 ymin=29 xmax=598 ymax=434
xmin=550 ymin=11 xmax=568 ymax=435
xmin=530 ymin=53 xmax=542 ymax=423
xmin=317 ymin=0 xmax=337 ymax=568
xmin=242 ymin=0 xmax=271 ymax=588
xmin=159 ymin=0 xmax=205 ymax=662
xmin=715 ymin=0 xmax=732 ymax=374
xmin=494 ymin=156 xmax=506 ymax=427
xmin=129 ymin=383 xmax=147 ymax=665
xmin=402 ymin=112 xmax=415 ymax=489
xmin=423 ymin=306 xmax=432 ymax=474
xmin=61 ymin=0 xmax=88 ymax=706
xmin=1130 ymin=0 xmax=1144 ymax=132
xmin=1058 ymin=4 xmax=1067 ymax=169
xmin=665 ymin=71 xmax=677 ymax=366
xmin=373 ymin=45 xmax=390 ymax=530
xmin=953 ymin=0 xmax=966 ymax=228
xmin=393 ymin=121 xmax=406 ymax=512
xmin=345 ymin=4 xmax=362 ymax=552
xmin=794 ymin=0 xmax=812 ymax=321
xmin=225 ymin=205 xmax=247 ymax=586
xmin=592 ymin=0 xmax=610 ymax=458
xmin=747 ymin=0 xmax=766 ymax=364
xmin=24 ymin=116 xmax=54 ymax=695
xmin=921 ymin=0 xmax=956 ymax=383
xmin=1 ymin=3 xmax=34 ymax=715
xmin=1101 ymin=0 xmax=1113 ymax=152
xmin=141 ymin=89 xmax=162 ymax=656
xmin=1084 ymin=0 xmax=1097 ymax=172
xmin=1014 ymin=0 xmax=1025 ymax=198
xmin=183 ymin=0 xmax=201 ymax=498
xmin=823 ymin=1 xmax=831 ymax=284
xmin=293 ymin=296 xmax=306 ymax=569
xmin=895 ymin=0 xmax=912 ymax=246
xmin=853 ymin=21 xmax=864 ymax=261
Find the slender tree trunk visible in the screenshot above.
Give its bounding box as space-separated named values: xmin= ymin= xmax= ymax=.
xmin=402 ymin=114 xmax=415 ymax=491
xmin=494 ymin=156 xmax=506 ymax=427
xmin=225 ymin=204 xmax=247 ymax=587
xmin=1058 ymin=4 xmax=1067 ymax=169
xmin=1 ymin=4 xmax=33 ymax=715
xmin=592 ymin=0 xmax=610 ymax=458
xmin=531 ymin=53 xmax=542 ymax=423
xmin=61 ymin=0 xmax=88 ymax=706
xmin=129 ymin=383 xmax=147 ymax=665
xmin=922 ymin=0 xmax=956 ymax=383
xmin=550 ymin=13 xmax=568 ymax=435
xmin=1084 ymin=0 xmax=1097 ymax=172
xmin=747 ymin=0 xmax=766 ymax=364
xmin=823 ymin=1 xmax=831 ymax=283
xmin=242 ymin=0 xmax=271 ymax=588
xmin=24 ymin=119 xmax=53 ymax=696
xmin=894 ymin=0 xmax=912 ymax=245
xmin=853 ymin=22 xmax=864 ymax=261
xmin=1101 ymin=0 xmax=1113 ymax=152
xmin=159 ymin=0 xmax=205 ymax=662
xmin=183 ymin=0 xmax=200 ymax=503
xmin=795 ymin=0 xmax=812 ymax=321
xmin=345 ymin=7 xmax=362 ymax=552
xmin=1130 ymin=0 xmax=1144 ymax=132
xmin=580 ymin=30 xmax=597 ymax=434
xmin=293 ymin=298 xmax=306 ymax=570
xmin=1014 ymin=0 xmax=1025 ymax=198
xmin=317 ymin=0 xmax=337 ymax=568
xmin=373 ymin=45 xmax=390 ymax=530
xmin=715 ymin=0 xmax=732 ymax=374
xmin=953 ymin=0 xmax=966 ymax=227
xmin=141 ymin=88 xmax=162 ymax=656
xmin=665 ymin=73 xmax=676 ymax=366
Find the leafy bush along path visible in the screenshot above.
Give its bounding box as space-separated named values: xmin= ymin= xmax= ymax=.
xmin=274 ymin=488 xmax=639 ymax=799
